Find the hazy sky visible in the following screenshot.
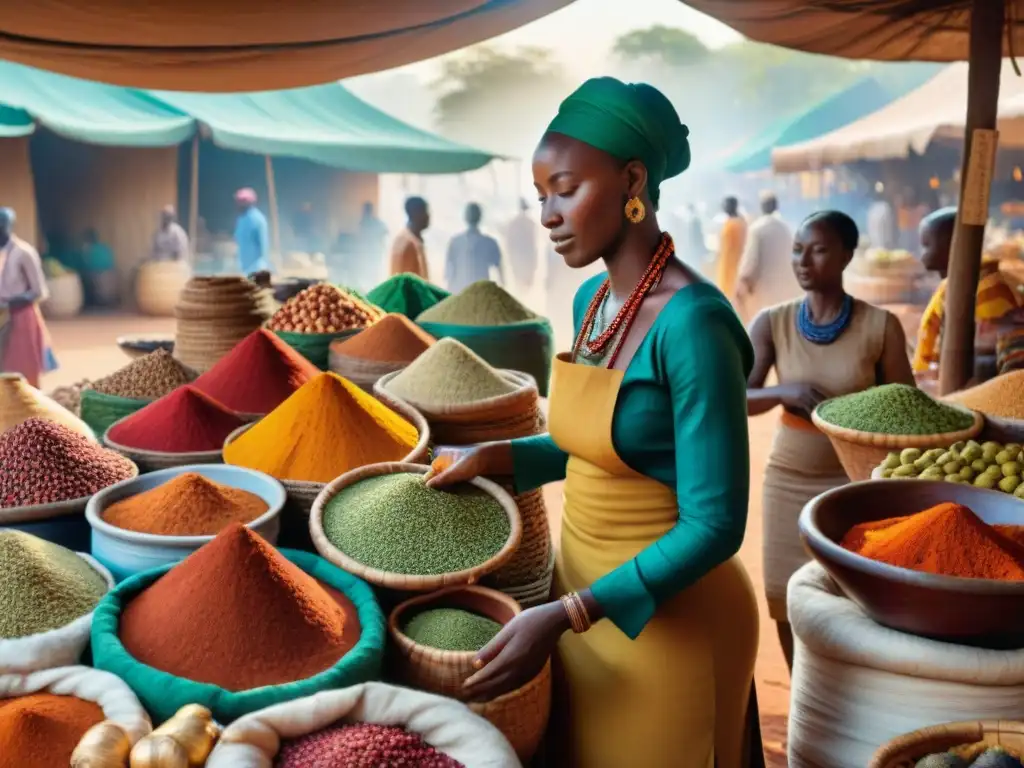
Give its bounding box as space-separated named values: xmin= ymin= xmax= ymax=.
xmin=378 ymin=0 xmax=741 ymax=79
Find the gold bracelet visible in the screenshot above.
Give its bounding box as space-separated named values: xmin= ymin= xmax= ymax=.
xmin=560 ymin=592 xmax=592 ymax=634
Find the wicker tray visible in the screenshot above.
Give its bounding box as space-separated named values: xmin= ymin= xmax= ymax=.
xmin=811 ymin=407 xmax=984 ymax=482
xmin=309 ymin=462 xmax=522 ymax=592
xmin=869 ymin=720 xmax=1024 ymax=768
xmin=0 ymin=460 xmax=140 ymax=526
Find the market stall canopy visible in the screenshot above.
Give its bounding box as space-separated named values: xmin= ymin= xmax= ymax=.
xmin=683 ymin=0 xmax=1024 ymax=61
xmin=724 ymin=77 xmax=894 ymax=173
xmin=0 ymin=0 xmax=574 ymax=91
xmin=772 ymin=61 xmax=1024 ymax=173
xmin=0 ymin=59 xmax=194 ymax=146
xmin=153 ymin=85 xmax=496 ymax=174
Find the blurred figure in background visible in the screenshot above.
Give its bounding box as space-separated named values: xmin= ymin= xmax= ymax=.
xmin=682 ymin=203 xmax=706 ymax=266
xmin=735 ymin=192 xmax=797 ymax=322
xmin=81 ymin=228 xmax=118 ymax=307
xmin=390 ymin=196 xmax=430 ymax=280
xmin=716 ymin=195 xmax=747 ymax=299
xmin=0 ymin=207 xmax=56 ymax=386
xmin=150 ymin=205 xmax=189 ymax=263
xmin=234 ymin=188 xmax=272 ymax=277
xmin=291 ymin=201 xmax=317 ymax=254
xmin=505 ymin=198 xmax=539 ymax=293
xmin=867 ymin=189 xmax=895 ymax=250
xmin=445 ymin=202 xmax=504 ymax=293
xmin=356 ymin=201 xmax=388 ymax=288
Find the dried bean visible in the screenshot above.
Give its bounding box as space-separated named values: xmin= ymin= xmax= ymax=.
xmin=275 ymin=723 xmax=463 ymax=768
xmin=90 ymin=349 xmax=196 ymax=400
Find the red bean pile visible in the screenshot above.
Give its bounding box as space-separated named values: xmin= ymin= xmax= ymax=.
xmin=0 ymin=418 xmax=136 ymax=508
xmin=275 ymin=723 xmax=465 ymax=768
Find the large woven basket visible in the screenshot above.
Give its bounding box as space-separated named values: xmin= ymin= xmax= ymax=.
xmin=869 ymin=720 xmax=1024 ymax=768
xmin=387 ymin=585 xmax=520 ymax=700
xmin=469 ymin=660 xmax=551 ymax=762
xmin=494 ymin=547 xmax=556 ymax=608
xmin=811 ymin=407 xmax=984 ymax=482
xmin=309 ymin=462 xmax=521 ymax=592
xmin=101 ymin=424 xmax=224 ymax=474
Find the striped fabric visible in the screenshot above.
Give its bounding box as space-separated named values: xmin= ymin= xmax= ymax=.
xmin=912 ymin=263 xmax=1021 ymax=372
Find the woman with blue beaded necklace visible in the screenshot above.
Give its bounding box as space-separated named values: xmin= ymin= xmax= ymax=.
xmin=747 ymin=210 xmax=914 ymax=670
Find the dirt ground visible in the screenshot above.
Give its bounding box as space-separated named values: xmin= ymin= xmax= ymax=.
xmin=41 ymin=312 xmax=790 ymax=766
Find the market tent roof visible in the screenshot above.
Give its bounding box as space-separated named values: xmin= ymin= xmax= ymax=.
xmin=152 ymin=83 xmax=496 ymax=174
xmin=724 ymin=78 xmax=894 ymax=173
xmin=0 ymin=0 xmax=575 ymax=92
xmin=772 ymin=62 xmax=1024 ymax=174
xmin=0 ymin=59 xmax=194 ymax=146
xmin=683 ymin=1 xmax=1024 ymax=61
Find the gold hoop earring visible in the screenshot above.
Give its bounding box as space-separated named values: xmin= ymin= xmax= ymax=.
xmin=625 ymin=197 xmax=646 ymax=224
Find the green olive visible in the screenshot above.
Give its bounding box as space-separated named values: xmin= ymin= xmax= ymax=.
xmin=900 ymin=448 xmax=922 ymax=466
xmin=1000 ymin=476 xmax=1022 ymax=494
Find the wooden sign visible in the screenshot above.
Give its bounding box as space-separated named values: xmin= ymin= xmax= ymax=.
xmin=960 ymin=128 xmax=999 ymax=226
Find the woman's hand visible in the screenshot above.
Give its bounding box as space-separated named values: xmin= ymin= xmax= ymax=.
xmin=462 ymin=601 xmax=570 ymax=701
xmin=777 ymin=383 xmax=827 ymax=418
xmin=425 ymin=441 xmax=513 ymax=489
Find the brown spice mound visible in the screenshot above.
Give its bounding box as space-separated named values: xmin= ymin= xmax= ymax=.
xmin=330 ymin=313 xmax=435 ymax=363
xmin=841 ymin=502 xmax=1024 ymax=580
xmin=945 ymin=370 xmax=1024 ymax=419
xmin=119 ymin=525 xmax=358 ymax=691
xmin=102 ymin=473 xmax=269 ymax=536
xmin=0 ymin=694 xmax=104 ymax=768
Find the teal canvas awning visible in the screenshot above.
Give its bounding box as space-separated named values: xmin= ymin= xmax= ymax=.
xmin=153 ymin=84 xmax=495 ymax=174
xmin=724 ymin=78 xmax=894 ymax=174
xmin=0 ymin=60 xmax=194 ymax=147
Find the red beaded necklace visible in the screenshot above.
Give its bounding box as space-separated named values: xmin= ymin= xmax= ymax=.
xmin=572 ymin=233 xmax=675 ymax=369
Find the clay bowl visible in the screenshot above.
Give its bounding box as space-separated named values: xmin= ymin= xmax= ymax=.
xmin=799 ymin=478 xmax=1024 ymax=648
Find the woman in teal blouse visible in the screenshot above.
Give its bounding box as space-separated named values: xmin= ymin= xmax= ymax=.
xmin=430 ymin=77 xmax=760 ymax=767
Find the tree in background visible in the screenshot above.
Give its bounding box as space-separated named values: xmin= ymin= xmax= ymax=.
xmin=612 ymin=25 xmax=710 ymax=69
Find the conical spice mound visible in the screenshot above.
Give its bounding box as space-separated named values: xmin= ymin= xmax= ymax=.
xmin=0 ymin=373 xmax=94 ymax=439
xmin=119 ymin=524 xmax=357 ymax=691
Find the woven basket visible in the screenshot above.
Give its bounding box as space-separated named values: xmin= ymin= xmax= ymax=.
xmin=328 ymin=349 xmax=407 ymax=393
xmin=101 ymin=425 xmax=223 ymax=474
xmin=309 ymin=462 xmax=522 ymax=592
xmin=469 ymin=659 xmax=552 ymax=762
xmin=387 ymin=585 xmax=520 ymax=700
xmin=869 ymin=720 xmax=1024 ymax=768
xmin=494 ymin=547 xmax=556 ymax=608
xmin=810 ymin=407 xmax=984 ymax=482
xmin=173 ymin=277 xmax=272 ymax=372
xmin=79 ymin=389 xmax=151 ymax=438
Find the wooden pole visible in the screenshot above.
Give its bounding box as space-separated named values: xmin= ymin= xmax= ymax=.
xmin=264 ymin=155 xmax=282 ymax=270
xmin=939 ymin=0 xmax=1004 ymax=394
xmin=188 ymin=132 xmax=199 ymax=267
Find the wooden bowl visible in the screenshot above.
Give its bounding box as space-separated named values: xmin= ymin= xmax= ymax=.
xmin=799 ymin=478 xmax=1024 ymax=647
xmin=811 ymin=406 xmax=984 ymax=481
xmin=870 ymin=720 xmax=1024 ymax=768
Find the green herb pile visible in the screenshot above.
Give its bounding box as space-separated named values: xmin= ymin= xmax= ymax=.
xmin=417 ymin=281 xmax=537 ymax=326
xmin=0 ymin=530 xmax=108 ymax=638
xmin=402 ymin=607 xmax=503 ymax=652
xmin=322 ymin=473 xmax=510 ymax=575
xmin=384 ymin=338 xmax=515 ymax=408
xmin=816 ymin=384 xmax=975 ymax=435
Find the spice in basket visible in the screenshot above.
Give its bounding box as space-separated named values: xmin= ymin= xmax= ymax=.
xmin=915 ymin=745 xmax=1023 ymax=767
xmin=0 ymin=418 xmax=135 ymax=508
xmin=46 ymin=379 xmax=90 ymax=418
xmin=90 ymin=349 xmax=197 ymax=400
xmin=106 ymin=386 xmax=245 ymax=453
xmin=322 ymin=473 xmax=510 ymax=575
xmin=267 ymin=284 xmax=380 ymax=334
xmin=0 ymin=373 xmax=93 ymax=437
xmin=840 ymin=502 xmax=1024 ymax=580
xmin=366 ymin=273 xmax=450 ymax=320
xmin=0 ymin=530 xmax=108 ymax=638
xmin=945 ymin=370 xmax=1024 ymax=420
xmin=816 ymin=383 xmax=975 ymax=435
xmin=275 ymin=722 xmax=464 ymax=768
xmin=402 ymin=608 xmax=502 ymax=652
xmin=191 ymin=329 xmax=319 ymax=414
xmin=102 ymin=473 xmax=269 ymax=536
xmin=385 ymin=338 xmax=516 ymax=409
xmin=877 ymin=440 xmax=1024 ymax=494
xmin=224 ymin=373 xmax=418 ymax=483
xmin=417 ymin=281 xmax=537 ymax=326
xmin=119 ymin=525 xmax=359 ymax=691
xmin=0 ymin=694 xmax=104 ymax=768
xmin=330 ymin=313 xmax=435 ymax=364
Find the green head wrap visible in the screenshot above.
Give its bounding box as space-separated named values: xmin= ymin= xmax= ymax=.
xmin=545 ymin=77 xmax=690 ymax=208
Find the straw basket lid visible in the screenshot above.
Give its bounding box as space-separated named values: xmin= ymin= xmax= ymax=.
xmin=0 ymin=459 xmax=140 ymax=526
xmin=811 ymin=405 xmax=984 ymax=449
xmin=869 ymin=720 xmax=1024 ymax=768
xmin=309 ymin=462 xmax=522 ymax=592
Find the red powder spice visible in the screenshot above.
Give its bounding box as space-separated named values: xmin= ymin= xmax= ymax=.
xmin=330 ymin=313 xmax=435 ymax=363
xmin=0 ymin=693 xmax=104 ymax=768
xmin=106 ymin=386 xmax=245 ymax=453
xmin=119 ymin=524 xmax=359 ymax=691
xmin=841 ymin=502 xmax=1024 ymax=580
xmin=275 ymin=723 xmax=463 ymax=768
xmin=192 ymin=329 xmax=320 ymax=415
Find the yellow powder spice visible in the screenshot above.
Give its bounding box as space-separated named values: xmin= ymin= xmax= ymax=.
xmin=223 ymin=372 xmax=418 ymax=483
xmin=945 ymin=370 xmax=1024 ymax=420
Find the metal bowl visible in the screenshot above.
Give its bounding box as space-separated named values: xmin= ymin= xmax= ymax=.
xmin=799 ymin=478 xmax=1024 ymax=647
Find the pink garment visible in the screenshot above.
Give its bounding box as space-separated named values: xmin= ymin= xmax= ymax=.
xmin=1 ymin=304 xmax=48 ymax=387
